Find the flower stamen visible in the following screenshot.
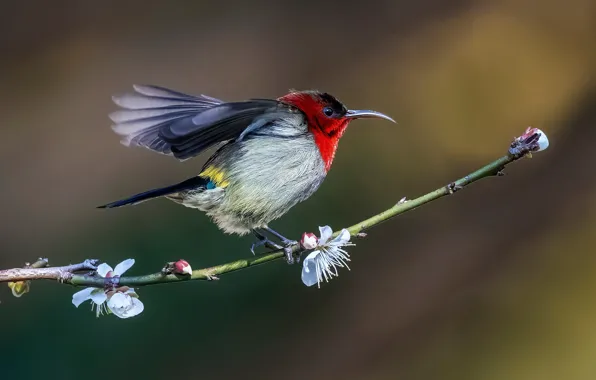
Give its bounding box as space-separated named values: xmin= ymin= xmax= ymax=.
xmin=301 ymin=226 xmax=354 ymax=288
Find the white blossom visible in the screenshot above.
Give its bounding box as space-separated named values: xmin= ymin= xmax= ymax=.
xmin=107 ymin=289 xmax=144 ymax=319
xmin=301 ymin=226 xmax=354 ymax=288
xmin=72 ymin=259 xmax=143 ymax=318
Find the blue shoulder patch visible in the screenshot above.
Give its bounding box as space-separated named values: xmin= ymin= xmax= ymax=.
xmin=206 ymin=181 xmax=216 ymax=190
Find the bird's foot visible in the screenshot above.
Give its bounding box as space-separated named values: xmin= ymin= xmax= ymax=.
xmin=284 ymin=246 xmax=295 ymax=265
xmin=282 ymin=240 xmax=300 ymax=265
xmin=250 ymin=237 xmax=282 ymax=255
xmin=256 ymin=227 xmax=300 ymax=264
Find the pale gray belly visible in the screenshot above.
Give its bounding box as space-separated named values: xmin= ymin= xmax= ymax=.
xmin=180 ymin=135 xmax=327 ymax=235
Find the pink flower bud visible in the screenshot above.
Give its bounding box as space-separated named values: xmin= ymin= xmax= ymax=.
xmin=174 ymin=259 xmax=192 ymax=275
xmin=300 ymin=232 xmax=319 ymax=250
xmin=520 ymin=127 xmax=549 ymax=152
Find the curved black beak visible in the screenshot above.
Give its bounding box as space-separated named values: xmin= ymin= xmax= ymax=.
xmin=345 ymin=109 xmax=396 ymax=123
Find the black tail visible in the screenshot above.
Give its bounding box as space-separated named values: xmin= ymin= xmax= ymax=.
xmin=97 ymin=176 xmax=207 ymax=209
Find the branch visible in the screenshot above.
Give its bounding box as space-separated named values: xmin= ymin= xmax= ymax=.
xmin=0 ymin=127 xmax=548 ymax=290
xmin=0 ymin=259 xmax=98 ymax=283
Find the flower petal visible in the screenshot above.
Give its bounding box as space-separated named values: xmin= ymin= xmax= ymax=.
xmin=301 ymin=251 xmax=320 ymax=287
xmin=330 ymin=229 xmax=351 ymax=245
xmin=125 ymin=298 xmax=144 ymax=318
xmin=318 ymin=226 xmax=333 ymax=245
xmin=304 ymin=250 xmax=320 ymax=262
xmin=108 ymin=292 xmax=144 ymax=318
xmin=72 ymin=287 xmax=95 ymax=307
xmin=535 ymin=129 xmax=549 ymax=152
xmin=302 ymin=262 xmax=318 ymax=287
xmin=113 ymin=259 xmax=135 ymax=276
xmin=90 ymin=288 xmax=107 ymax=305
xmin=96 ymin=263 xmax=113 ymax=277
xmin=107 ymin=292 xmax=128 ymax=308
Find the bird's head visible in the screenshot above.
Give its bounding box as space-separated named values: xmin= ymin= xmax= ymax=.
xmin=278 ymin=90 xmax=395 ymax=171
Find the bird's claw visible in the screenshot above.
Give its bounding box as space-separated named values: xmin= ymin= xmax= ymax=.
xmin=253 ymin=228 xmax=300 ymax=263
xmin=284 ymin=247 xmax=295 ymax=265
xmin=282 ymin=240 xmax=299 ymax=265
xmin=250 ymin=241 xmax=262 ymax=255
xmin=250 ymin=237 xmax=282 ymax=255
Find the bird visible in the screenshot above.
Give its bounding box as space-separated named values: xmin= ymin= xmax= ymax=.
xmin=98 ymin=85 xmax=395 ymax=263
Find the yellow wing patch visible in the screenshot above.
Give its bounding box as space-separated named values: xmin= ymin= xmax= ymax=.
xmin=199 ymin=165 xmax=230 ymax=188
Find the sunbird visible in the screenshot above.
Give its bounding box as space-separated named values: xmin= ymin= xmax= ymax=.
xmin=99 ymin=85 xmax=395 ymax=262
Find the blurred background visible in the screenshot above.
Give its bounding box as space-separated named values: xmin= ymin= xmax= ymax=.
xmin=1 ymin=0 xmax=595 ymax=379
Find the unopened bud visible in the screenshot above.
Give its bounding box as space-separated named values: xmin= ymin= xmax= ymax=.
xmin=520 ymin=127 xmax=549 ymax=152
xmin=8 ymin=281 xmax=30 ymax=298
xmin=300 ymin=232 xmax=319 ymax=250
xmin=174 ymin=259 xmax=192 ymax=275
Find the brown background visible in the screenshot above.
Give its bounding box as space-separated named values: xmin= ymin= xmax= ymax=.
xmin=1 ymin=0 xmax=595 ymax=379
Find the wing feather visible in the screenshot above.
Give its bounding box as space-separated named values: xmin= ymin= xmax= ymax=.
xmin=109 ymin=84 xmax=283 ymax=160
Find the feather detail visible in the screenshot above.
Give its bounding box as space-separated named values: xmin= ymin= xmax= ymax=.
xmin=110 ymin=85 xmax=224 ymax=157
xmin=109 ymin=84 xmax=284 ymax=160
xmin=97 ymin=176 xmax=208 ymax=208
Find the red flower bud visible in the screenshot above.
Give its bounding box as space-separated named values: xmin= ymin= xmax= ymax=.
xmin=300 ymin=232 xmax=319 ymax=250
xmin=174 ymin=259 xmax=192 ymax=275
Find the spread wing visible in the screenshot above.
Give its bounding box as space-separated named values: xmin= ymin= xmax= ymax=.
xmin=110 ymin=85 xmax=282 ymax=160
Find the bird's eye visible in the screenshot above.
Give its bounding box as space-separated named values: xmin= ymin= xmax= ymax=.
xmin=323 ymin=106 xmax=334 ymax=117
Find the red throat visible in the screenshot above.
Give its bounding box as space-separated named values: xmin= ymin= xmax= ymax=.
xmin=309 ymin=125 xmax=348 ymax=172
xmin=279 ymin=92 xmax=349 ymax=172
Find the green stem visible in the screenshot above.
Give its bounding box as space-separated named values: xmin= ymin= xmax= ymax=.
xmin=0 ymin=130 xmax=542 ymax=288
xmin=72 ymin=153 xmax=519 ymax=287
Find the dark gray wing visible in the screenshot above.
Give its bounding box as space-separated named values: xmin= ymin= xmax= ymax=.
xmin=110 ymin=85 xmax=280 ymax=160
